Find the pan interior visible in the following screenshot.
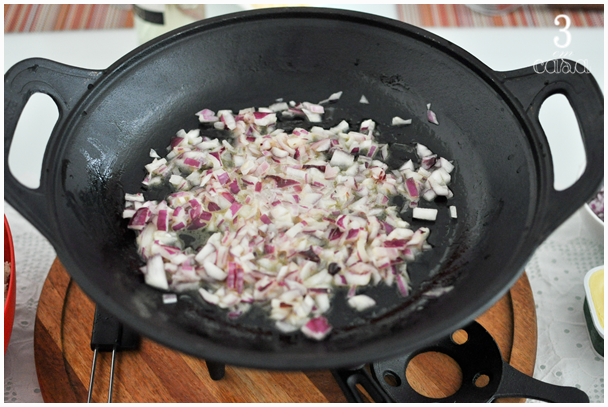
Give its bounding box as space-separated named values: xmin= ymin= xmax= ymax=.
xmin=52 ymin=11 xmax=537 ymax=368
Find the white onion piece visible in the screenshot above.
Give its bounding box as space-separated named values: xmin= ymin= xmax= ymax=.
xmin=439 ymin=157 xmax=455 ymax=173
xmin=416 ymin=143 xmax=433 ymax=158
xmin=303 ymin=109 xmax=322 ymax=123
xmin=426 ymin=109 xmax=439 ymax=125
xmin=162 ymin=293 xmax=178 ymax=304
xmin=145 ymin=255 xmax=169 ymax=290
xmin=199 ymin=287 xmax=219 ymax=304
xmin=449 ymin=205 xmax=458 ymax=218
xmin=269 ymin=102 xmax=289 ymax=112
xmin=318 ymin=91 xmax=343 ymax=104
xmin=330 ymin=150 xmax=354 ymax=168
xmin=302 ymin=102 xmax=324 ymax=114
xmin=392 ymin=116 xmax=412 ymax=126
xmin=123 ymin=208 xmax=136 ymax=218
xmin=348 ymin=294 xmax=376 ymax=311
xmin=275 ymin=321 xmax=300 ymax=333
xmin=359 ymin=95 xmax=369 ymax=104
xmin=204 ymin=261 xmax=227 ymax=281
xmin=413 ymin=207 xmax=438 ymax=221
xmin=423 ymin=286 xmax=453 ymax=298
xmin=218 ymin=110 xmax=236 ymax=130
xmin=271 ymin=147 xmax=289 ymax=158
xmin=145 ymin=158 xmax=167 ymax=173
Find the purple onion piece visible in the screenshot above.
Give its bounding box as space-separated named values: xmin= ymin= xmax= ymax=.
xmin=265 ymin=175 xmax=300 ymax=188
xmin=427 ymin=109 xmax=439 ymax=125
xmin=207 ymin=202 xmax=221 ymax=212
xmin=301 ymin=316 xmax=332 ymax=340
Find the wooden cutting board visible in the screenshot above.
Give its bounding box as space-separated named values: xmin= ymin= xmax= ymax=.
xmin=34 ymin=258 xmax=536 ymax=402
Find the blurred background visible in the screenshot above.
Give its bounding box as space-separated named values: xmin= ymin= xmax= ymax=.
xmin=4 ymin=4 xmax=603 ymax=35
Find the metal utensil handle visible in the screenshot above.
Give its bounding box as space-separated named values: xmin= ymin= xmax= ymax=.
xmin=499 ymin=59 xmax=604 ymax=241
xmin=494 ymin=362 xmax=589 ymax=403
xmin=4 ymin=58 xmax=101 ymax=242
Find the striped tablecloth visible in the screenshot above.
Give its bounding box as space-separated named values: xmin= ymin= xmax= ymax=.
xmin=4 ymin=4 xmax=133 ymax=32
xmin=397 ymin=4 xmax=603 ymax=27
xmin=4 ymin=4 xmax=603 ymax=33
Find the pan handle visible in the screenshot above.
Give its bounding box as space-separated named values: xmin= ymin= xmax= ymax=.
xmin=4 ymin=58 xmax=102 ymax=242
xmin=493 ymin=362 xmax=589 ymax=403
xmin=499 ymin=59 xmax=604 ymax=240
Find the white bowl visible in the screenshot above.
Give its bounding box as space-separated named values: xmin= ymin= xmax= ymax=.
xmin=584 ymin=266 xmax=604 ymax=338
xmin=580 ymin=203 xmax=604 ymax=245
xmin=583 ymin=266 xmax=604 ymax=358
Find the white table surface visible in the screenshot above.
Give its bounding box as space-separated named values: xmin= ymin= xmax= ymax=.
xmin=4 ymin=4 xmax=604 ymax=403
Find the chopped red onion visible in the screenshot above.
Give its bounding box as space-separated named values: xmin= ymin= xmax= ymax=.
xmin=157 ymin=209 xmax=169 ymax=231
xmin=204 ymin=261 xmax=227 ymax=281
xmin=302 ymin=102 xmax=325 ymax=114
xmin=395 ymin=273 xmax=409 ymax=297
xmin=348 ymin=294 xmax=376 ymax=311
xmin=413 ymin=207 xmax=438 ymax=221
xmin=162 ymin=293 xmax=178 ymax=304
xmin=416 ymin=143 xmax=433 ymax=158
xmin=421 ymin=154 xmax=437 ymax=170
xmin=128 ymin=207 xmax=151 ymax=230
xmin=196 ymin=108 xmax=219 ymax=123
xmin=265 ymin=175 xmax=300 ymax=188
xmin=171 ymin=137 xmax=184 ymax=149
xmin=392 ymin=116 xmax=412 ymax=126
xmin=126 ymin=95 xmax=456 ymax=341
xmin=207 ymin=202 xmax=221 ymax=212
xmin=145 ymin=255 xmax=169 ymax=290
xmin=318 ymin=91 xmax=343 ymax=104
xmin=330 ymin=150 xmax=354 ymax=168
xmin=123 ymin=208 xmax=137 ymax=218
xmin=229 ymin=180 xmax=240 ymax=194
xmin=228 ymin=202 xmax=242 ymax=218
xmin=427 ymin=104 xmax=439 ymax=125
xmin=219 ymin=110 xmax=236 ymax=130
xmin=301 ymin=316 xmax=332 ymax=340
xmin=125 ymin=193 xmax=145 ymax=202
xmin=215 ymin=170 xmax=231 ymax=185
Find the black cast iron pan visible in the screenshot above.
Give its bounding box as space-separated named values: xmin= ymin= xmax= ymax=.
xmin=4 ymin=8 xmax=604 ymax=370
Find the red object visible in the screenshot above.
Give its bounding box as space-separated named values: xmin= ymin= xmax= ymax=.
xmin=4 ymin=216 xmax=16 ymax=353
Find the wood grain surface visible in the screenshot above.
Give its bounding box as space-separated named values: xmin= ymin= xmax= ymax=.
xmin=34 ymin=258 xmax=536 ymax=403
